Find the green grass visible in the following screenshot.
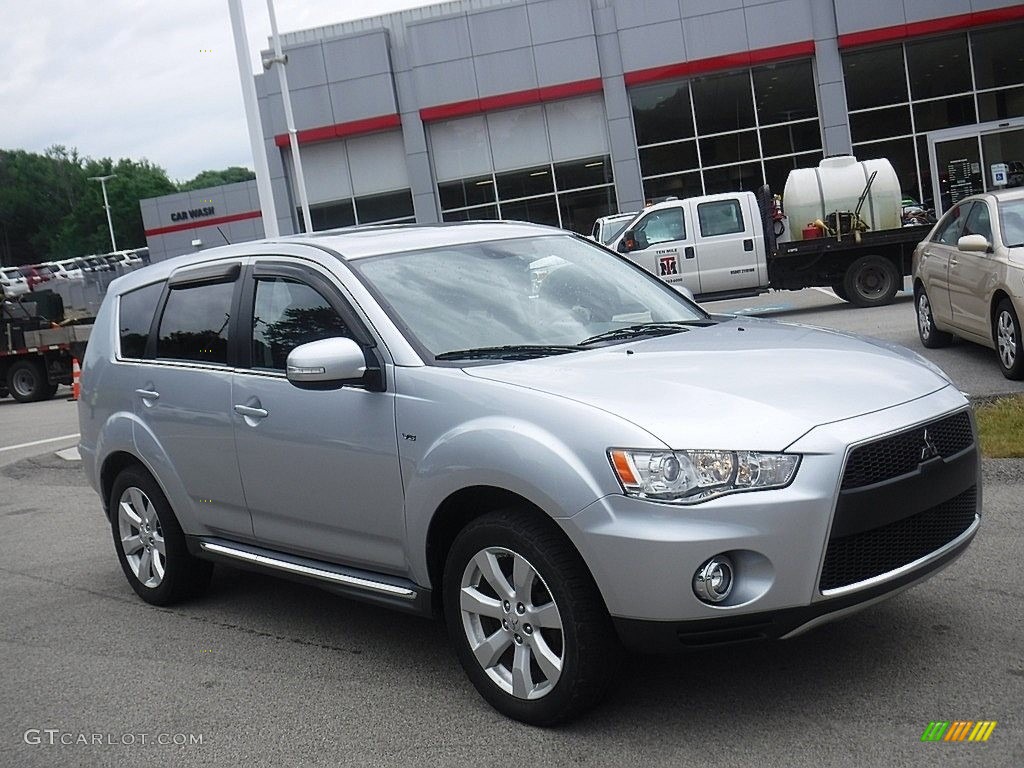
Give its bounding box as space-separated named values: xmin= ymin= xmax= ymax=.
xmin=975 ymin=394 xmax=1024 ymax=458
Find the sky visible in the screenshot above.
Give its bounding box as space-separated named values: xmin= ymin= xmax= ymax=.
xmin=0 ymin=0 xmax=434 ymax=183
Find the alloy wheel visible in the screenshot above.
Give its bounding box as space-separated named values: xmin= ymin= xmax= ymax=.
xmin=117 ymin=487 xmax=166 ymax=588
xmin=997 ymin=310 xmax=1017 ymax=370
xmin=459 ymin=547 xmax=564 ymax=700
xmin=918 ymin=294 xmax=932 ymax=340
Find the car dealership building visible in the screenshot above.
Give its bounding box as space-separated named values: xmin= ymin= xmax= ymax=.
xmin=142 ymin=0 xmax=1024 ymax=260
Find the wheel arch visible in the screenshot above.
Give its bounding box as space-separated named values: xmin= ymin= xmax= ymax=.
xmin=991 ymin=289 xmax=1015 ymax=334
xmin=99 ymin=451 xmax=149 ymax=520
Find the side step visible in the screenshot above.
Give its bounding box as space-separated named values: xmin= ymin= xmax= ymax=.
xmin=190 ymin=536 xmax=432 ymax=616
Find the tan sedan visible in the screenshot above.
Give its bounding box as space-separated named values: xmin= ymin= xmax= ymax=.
xmin=912 ymin=188 xmax=1024 ymax=379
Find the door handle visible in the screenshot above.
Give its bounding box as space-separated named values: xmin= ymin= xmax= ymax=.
xmin=949 ymin=258 xmax=959 ymax=267
xmin=743 ymin=238 xmax=754 ymax=252
xmin=234 ymin=404 xmax=269 ymax=419
xmin=684 ymin=246 xmax=696 ymax=259
xmin=135 ymin=389 xmax=159 ymax=400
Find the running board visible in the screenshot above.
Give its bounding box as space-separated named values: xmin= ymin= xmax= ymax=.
xmin=190 ymin=537 xmax=432 ymax=616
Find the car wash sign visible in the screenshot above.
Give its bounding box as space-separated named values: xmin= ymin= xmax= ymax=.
xmin=170 ymin=206 xmax=216 ymax=223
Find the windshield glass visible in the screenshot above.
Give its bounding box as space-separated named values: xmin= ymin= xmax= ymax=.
xmin=601 ymin=215 xmax=635 ymax=245
xmin=998 ymin=198 xmax=1024 ymax=247
xmin=352 ymin=234 xmax=707 ymax=361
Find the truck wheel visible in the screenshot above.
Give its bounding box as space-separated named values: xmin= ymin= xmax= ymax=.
xmin=6 ymin=359 xmax=48 ymax=403
xmin=916 ymin=288 xmax=953 ymax=349
xmin=830 ymin=282 xmax=849 ymax=301
xmin=994 ymin=299 xmax=1024 ymax=380
xmin=443 ymin=508 xmax=618 ymax=725
xmin=843 ymin=255 xmax=900 ymax=308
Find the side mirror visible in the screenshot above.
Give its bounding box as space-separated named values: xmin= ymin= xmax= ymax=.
xmin=619 ymin=230 xmax=638 ymax=253
xmin=957 ymin=234 xmax=992 ymax=253
xmin=286 ymin=337 xmax=366 ymax=386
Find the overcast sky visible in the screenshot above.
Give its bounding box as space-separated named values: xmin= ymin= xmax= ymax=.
xmin=0 ymin=0 xmax=433 ymax=183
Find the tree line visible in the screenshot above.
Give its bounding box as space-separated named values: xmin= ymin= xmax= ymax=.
xmin=0 ymin=146 xmax=255 ymax=266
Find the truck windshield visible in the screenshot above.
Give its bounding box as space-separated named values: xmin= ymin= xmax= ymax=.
xmin=352 ymin=234 xmax=707 ymax=361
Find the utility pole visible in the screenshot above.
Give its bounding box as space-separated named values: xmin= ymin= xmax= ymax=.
xmin=88 ymin=174 xmax=118 ymax=252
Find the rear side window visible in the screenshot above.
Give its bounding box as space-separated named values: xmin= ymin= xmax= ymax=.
xmin=697 ymin=199 xmax=745 ymax=236
xmin=252 ymin=277 xmax=351 ymax=370
xmin=118 ymin=282 xmax=164 ymax=359
xmin=157 ymin=281 xmax=235 ymax=365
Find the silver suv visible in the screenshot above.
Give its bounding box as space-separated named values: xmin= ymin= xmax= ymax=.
xmin=80 ymin=222 xmax=980 ymax=724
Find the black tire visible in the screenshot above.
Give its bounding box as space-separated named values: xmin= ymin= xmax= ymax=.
xmin=830 ymin=282 xmax=849 ymax=301
xmin=993 ymin=299 xmax=1024 ymax=380
xmin=0 ymin=386 xmax=8 ymax=399
xmin=842 ymin=255 xmax=900 ymax=308
xmin=443 ymin=508 xmax=618 ymax=725
xmin=110 ymin=466 xmax=212 ymax=606
xmin=6 ymin=359 xmax=48 ymax=403
xmin=916 ymin=287 xmax=953 ymax=349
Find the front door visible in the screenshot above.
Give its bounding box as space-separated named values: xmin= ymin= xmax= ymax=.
xmin=948 ymin=200 xmax=996 ymax=338
xmin=619 ymin=206 xmax=700 ymax=295
xmin=231 ymin=260 xmax=406 ymax=572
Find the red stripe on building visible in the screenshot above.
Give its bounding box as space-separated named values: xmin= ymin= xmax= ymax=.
xmin=419 ymin=77 xmax=603 ymax=122
xmin=144 ymin=210 xmax=262 ymax=238
xmin=838 ymin=4 xmax=1024 ymax=49
xmin=623 ymin=41 xmax=816 ymax=87
xmin=273 ymin=114 xmax=402 ymax=147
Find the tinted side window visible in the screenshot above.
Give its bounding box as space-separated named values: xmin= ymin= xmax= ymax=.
xmin=933 ymin=204 xmax=970 ymax=245
xmin=156 ymin=281 xmax=235 ymax=364
xmin=252 ymin=278 xmax=352 ymax=370
xmin=963 ymin=202 xmax=992 ymax=243
xmin=118 ymin=282 xmax=164 ymax=359
xmin=635 ymin=208 xmax=686 ymax=247
xmin=697 ymin=200 xmax=745 ymax=237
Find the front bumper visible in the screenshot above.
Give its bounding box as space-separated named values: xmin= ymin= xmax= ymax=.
xmin=556 ymin=385 xmax=980 ymax=652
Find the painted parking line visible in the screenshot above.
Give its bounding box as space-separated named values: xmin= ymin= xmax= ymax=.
xmin=0 ymin=433 xmax=80 ymax=453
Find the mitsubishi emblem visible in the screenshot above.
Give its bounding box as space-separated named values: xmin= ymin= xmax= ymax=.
xmin=920 ymin=429 xmax=939 ymax=462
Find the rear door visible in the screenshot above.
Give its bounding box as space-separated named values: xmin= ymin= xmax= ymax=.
xmin=948 ymin=200 xmax=995 ymax=338
xmin=618 ymin=205 xmax=700 ymax=294
xmin=686 ymin=195 xmax=761 ymax=294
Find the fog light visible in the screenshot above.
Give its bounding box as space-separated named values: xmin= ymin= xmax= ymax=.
xmin=693 ymin=555 xmax=734 ymax=604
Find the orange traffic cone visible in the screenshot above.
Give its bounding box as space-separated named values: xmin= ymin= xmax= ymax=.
xmin=70 ymin=358 xmax=81 ymax=401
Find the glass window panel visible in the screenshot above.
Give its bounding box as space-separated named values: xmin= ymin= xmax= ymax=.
xmin=753 ymin=60 xmax=818 ymax=125
xmin=557 ymin=187 xmax=617 ymax=235
xmin=442 ymin=205 xmax=500 ymax=222
xmin=157 ymin=281 xmax=234 ymax=365
xmin=495 ymin=165 xmax=555 ymax=200
xmin=916 ymin=135 xmax=932 ymax=208
xmin=643 ymin=172 xmax=703 ymax=202
xmin=346 ymin=132 xmax=410 ymax=196
xmin=499 ymin=196 xmax=561 ymax=227
xmin=630 ymin=81 xmax=694 ymax=146
xmin=306 ymin=200 xmax=355 ymax=232
xmin=971 ymin=24 xmax=1024 ymax=90
xmin=439 ymin=176 xmax=496 ymax=210
xmin=252 ymin=279 xmax=352 ymax=371
xmin=632 ymin=207 xmax=686 ymax=247
xmin=487 ymin=106 xmax=550 ymax=172
xmin=978 ymin=86 xmax=1024 ymax=122
xmin=638 ymin=141 xmax=698 ymax=177
xmin=296 ymin=140 xmax=352 ymax=205
xmin=854 ymin=137 xmax=918 ymax=199
xmin=842 ymin=45 xmax=907 ymax=110
xmin=760 ymin=120 xmax=822 ymax=157
xmin=850 ymin=106 xmax=912 ymax=143
xmin=547 ymin=95 xmax=610 ymax=161
xmin=702 ymin=162 xmax=764 ymax=195
xmin=907 ymin=34 xmax=971 ymax=101
xmin=118 ymin=282 xmax=163 ymax=359
xmin=912 ymin=95 xmax=976 ymax=134
xmin=692 ymin=72 xmax=756 ymax=135
xmin=430 ymin=116 xmax=492 ymax=181
xmin=355 ymin=189 xmax=414 ymax=224
xmin=764 ymin=152 xmax=822 ymax=196
xmin=935 ymin=137 xmax=983 ymax=212
xmin=699 ymin=130 xmax=760 ymax=167
xmin=697 ymin=199 xmax=745 ymax=237
xmin=554 ymin=156 xmax=613 ymax=191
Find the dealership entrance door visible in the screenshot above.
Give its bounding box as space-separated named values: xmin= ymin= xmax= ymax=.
xmin=928 ymin=117 xmax=1024 ymax=214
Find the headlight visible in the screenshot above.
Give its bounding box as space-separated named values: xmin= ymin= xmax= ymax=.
xmin=609 ymin=449 xmax=800 ymax=504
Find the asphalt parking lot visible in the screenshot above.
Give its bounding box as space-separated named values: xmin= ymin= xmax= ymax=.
xmin=1 ymin=291 xmax=1022 ymax=767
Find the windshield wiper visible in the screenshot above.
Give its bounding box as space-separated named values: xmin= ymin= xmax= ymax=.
xmin=579 ymin=320 xmax=716 ymax=347
xmin=435 ymin=344 xmax=582 ymax=361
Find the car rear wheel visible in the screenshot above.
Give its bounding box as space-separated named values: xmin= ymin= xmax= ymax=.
xmin=843 ymin=255 xmax=900 ymax=308
xmin=110 ymin=466 xmax=212 ymax=605
xmin=443 ymin=508 xmax=618 ymax=725
xmin=916 ymin=288 xmax=953 ymax=349
xmin=6 ymin=359 xmax=49 ymax=403
xmin=994 ymin=299 xmax=1024 ymax=380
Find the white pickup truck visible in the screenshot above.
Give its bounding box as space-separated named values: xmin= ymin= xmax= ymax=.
xmin=608 ymin=189 xmax=929 ymax=307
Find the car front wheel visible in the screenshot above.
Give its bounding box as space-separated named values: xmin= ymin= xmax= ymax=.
xmin=443 ymin=508 xmax=617 ymax=725
xmin=994 ymin=299 xmax=1024 ymax=380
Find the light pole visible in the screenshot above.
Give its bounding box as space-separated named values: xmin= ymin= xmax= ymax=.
xmin=89 ymin=174 xmax=118 ymax=252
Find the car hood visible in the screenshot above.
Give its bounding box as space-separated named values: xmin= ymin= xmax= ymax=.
xmin=462 ymin=317 xmax=951 ymax=450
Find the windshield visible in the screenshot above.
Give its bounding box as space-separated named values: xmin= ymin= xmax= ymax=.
xmin=601 ymin=215 xmax=636 ymax=245
xmin=998 ymin=199 xmax=1024 ymax=247
xmin=352 ymin=234 xmax=707 ymax=361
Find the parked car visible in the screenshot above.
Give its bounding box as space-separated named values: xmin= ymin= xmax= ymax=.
xmin=78 ymin=256 xmax=112 ymax=273
xmin=913 ymin=188 xmax=1024 ymax=379
xmin=81 ymin=222 xmax=980 ymax=724
xmin=1 ymin=267 xmax=31 ymax=297
xmin=589 ymin=212 xmax=637 ymax=245
xmin=18 ymin=264 xmax=54 ymax=289
xmin=47 ymin=259 xmax=85 ymax=281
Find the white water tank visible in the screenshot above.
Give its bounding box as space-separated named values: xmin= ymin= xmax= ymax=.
xmin=782 ymin=156 xmax=902 ymax=241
